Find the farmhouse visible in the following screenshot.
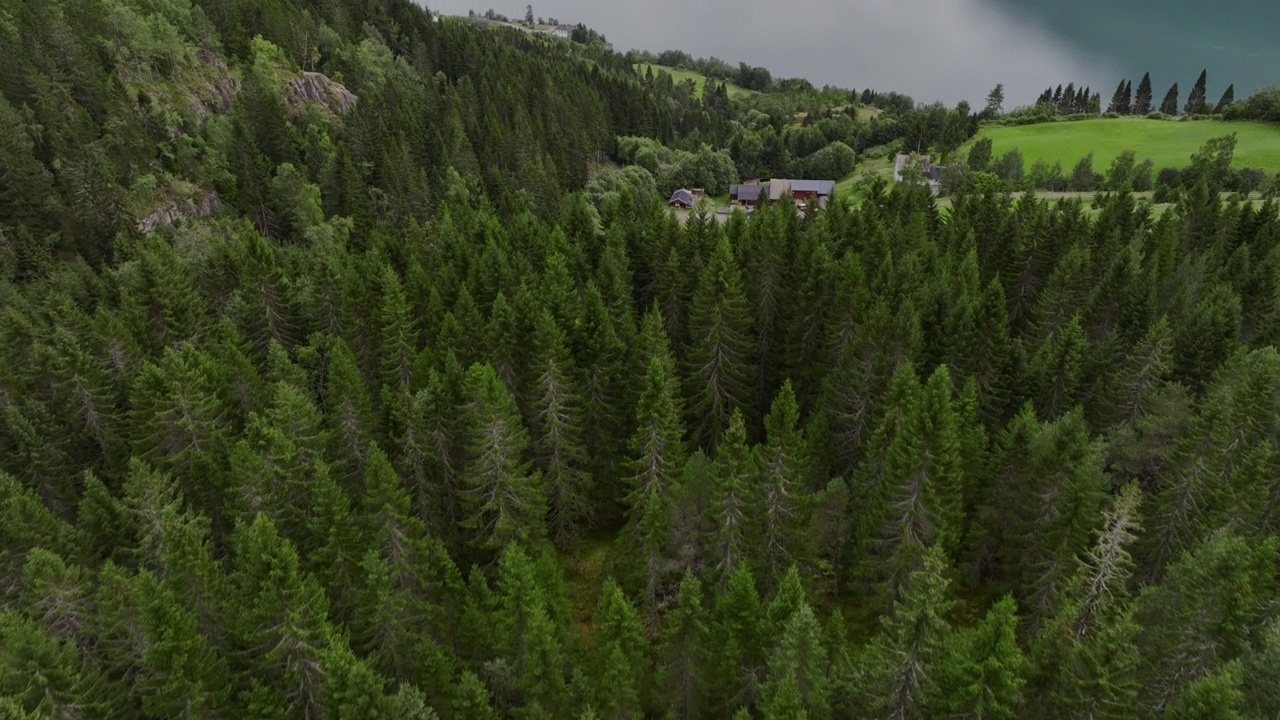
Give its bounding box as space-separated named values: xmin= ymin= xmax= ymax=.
xmin=894 ymin=153 xmax=945 ymax=195
xmin=730 ymin=178 xmax=835 ymax=207
xmin=668 ymin=189 xmax=695 ymax=208
xmin=550 ymin=24 xmax=570 ymax=38
xmin=894 ymin=154 xmax=945 ymax=182
xmin=729 ymin=183 xmax=765 ymax=207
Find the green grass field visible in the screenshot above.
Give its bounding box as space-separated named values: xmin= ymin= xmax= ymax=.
xmin=635 ymin=64 xmax=756 ymax=100
xmin=973 ymin=118 xmax=1280 ymax=172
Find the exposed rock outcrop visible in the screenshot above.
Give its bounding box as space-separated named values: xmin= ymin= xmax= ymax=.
xmin=137 ymin=191 xmax=222 ymax=234
xmin=187 ymin=50 xmax=239 ymax=124
xmin=286 ymin=72 xmax=358 ymax=115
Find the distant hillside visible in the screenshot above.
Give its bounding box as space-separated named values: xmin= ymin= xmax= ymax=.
xmin=635 ymin=64 xmax=757 ymax=100
xmin=972 ymin=118 xmax=1280 ymax=172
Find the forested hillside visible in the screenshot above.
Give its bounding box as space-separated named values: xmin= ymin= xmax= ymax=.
xmin=2 ymin=0 xmax=1280 ymax=718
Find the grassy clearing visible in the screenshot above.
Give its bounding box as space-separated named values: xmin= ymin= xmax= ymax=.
xmin=834 ymin=153 xmax=896 ymax=196
xmin=561 ymin=530 xmax=618 ymax=644
xmin=973 ymin=118 xmax=1280 ymax=173
xmin=855 ymin=105 xmax=882 ymax=121
xmin=635 ymin=64 xmax=756 ymax=100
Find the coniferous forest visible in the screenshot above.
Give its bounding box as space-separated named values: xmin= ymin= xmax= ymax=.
xmin=2 ymin=0 xmax=1280 ymax=718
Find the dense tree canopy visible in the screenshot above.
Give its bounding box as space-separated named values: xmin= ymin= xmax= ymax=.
xmin=2 ymin=0 xmax=1280 ymax=718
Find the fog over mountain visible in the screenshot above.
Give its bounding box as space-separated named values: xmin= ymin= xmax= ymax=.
xmin=422 ymin=0 xmax=1119 ymax=106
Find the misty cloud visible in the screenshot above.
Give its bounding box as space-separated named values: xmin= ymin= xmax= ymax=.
xmin=422 ymin=0 xmax=1117 ymax=106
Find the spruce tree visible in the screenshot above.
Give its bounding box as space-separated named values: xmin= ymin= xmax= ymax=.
xmin=859 ymin=364 xmax=964 ymax=604
xmin=1107 ymin=79 xmax=1131 ymax=114
xmin=459 ymin=363 xmax=546 ymax=553
xmin=709 ymin=563 xmax=765 ymax=715
xmin=712 ymin=410 xmax=758 ymax=582
xmin=1160 ymin=82 xmax=1180 ymax=115
xmin=588 ymin=580 xmax=652 ymax=718
xmin=1133 ymin=73 xmax=1154 ymax=114
xmin=1214 ymin=84 xmax=1235 ymax=114
xmin=228 ymin=515 xmax=332 ymax=720
xmin=941 ymin=595 xmax=1026 ymax=720
xmin=660 ymin=572 xmax=710 ymax=720
xmin=762 ymin=603 xmax=830 ymax=718
xmin=685 ymin=236 xmax=756 ymax=450
xmin=622 ymin=354 xmax=687 ymax=615
xmin=1184 ymin=69 xmax=1208 ymax=116
xmin=756 ymin=381 xmax=812 ymax=590
xmin=1133 ymin=531 xmax=1277 ymax=714
xmin=858 ymin=545 xmax=955 ymax=720
xmin=1027 ymin=486 xmax=1142 ymax=720
xmin=528 ymin=309 xmax=591 ymax=549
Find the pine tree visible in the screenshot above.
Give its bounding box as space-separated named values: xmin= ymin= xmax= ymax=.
xmin=1184 ymin=69 xmax=1208 ymax=116
xmin=528 ymin=309 xmax=591 ymax=549
xmin=712 ymin=410 xmax=758 ymax=582
xmin=1027 ymin=485 xmax=1142 ymax=720
xmin=622 ymin=355 xmax=687 ymax=614
xmin=1214 ymin=84 xmax=1235 ymax=114
xmin=762 ymin=603 xmax=830 ymax=719
xmin=858 ymin=545 xmax=955 ymax=720
xmin=1160 ymin=82 xmax=1180 ymax=115
xmin=589 ymin=580 xmax=652 ymax=718
xmin=1133 ymin=531 xmax=1277 ymax=715
xmin=660 ymin=572 xmax=710 ymax=720
xmin=228 ymin=514 xmax=332 ymax=720
xmin=1107 ymin=79 xmax=1131 ymax=114
xmin=940 ymin=595 xmax=1026 ymax=720
xmin=710 ymin=563 xmax=765 ymax=715
xmin=756 ymin=381 xmax=812 ymax=591
xmin=1133 ymin=73 xmax=1154 ymax=114
xmin=459 ymin=363 xmax=546 ymax=553
xmin=685 ymin=236 xmax=757 ymax=450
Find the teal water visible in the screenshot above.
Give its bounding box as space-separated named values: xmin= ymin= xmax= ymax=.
xmin=992 ymin=0 xmax=1280 ymax=98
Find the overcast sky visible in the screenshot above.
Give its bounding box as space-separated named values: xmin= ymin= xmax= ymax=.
xmin=419 ymin=0 xmax=1118 ymax=106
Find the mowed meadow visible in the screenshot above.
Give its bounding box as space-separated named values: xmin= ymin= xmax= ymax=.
xmin=973 ymin=118 xmax=1280 ymax=172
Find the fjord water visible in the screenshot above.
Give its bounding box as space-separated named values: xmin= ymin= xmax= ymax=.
xmin=424 ymin=0 xmax=1276 ymax=105
xmin=992 ymin=0 xmax=1280 ymax=101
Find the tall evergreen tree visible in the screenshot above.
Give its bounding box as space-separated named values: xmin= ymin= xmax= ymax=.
xmin=622 ymin=354 xmax=687 ymax=617
xmin=756 ymin=381 xmax=812 ymax=590
xmin=857 ymin=545 xmax=956 ymax=720
xmin=459 ymin=363 xmax=546 ymax=554
xmin=528 ymin=309 xmax=591 ymax=549
xmin=660 ymin=572 xmax=710 ymax=720
xmin=711 ymin=410 xmax=758 ymax=583
xmin=1133 ymin=73 xmax=1154 ymax=114
xmin=1160 ymin=82 xmax=1180 ymax=115
xmin=1107 ymin=79 xmax=1132 ymax=114
xmin=685 ymin=236 xmax=757 ymax=450
xmin=1213 ymin=84 xmax=1235 ymax=113
xmin=1184 ymin=69 xmax=1208 ymax=116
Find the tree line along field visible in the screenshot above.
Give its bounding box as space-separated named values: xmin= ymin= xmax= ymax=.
xmin=635 ymin=63 xmax=758 ymax=100
xmin=971 ymin=117 xmax=1280 ymax=173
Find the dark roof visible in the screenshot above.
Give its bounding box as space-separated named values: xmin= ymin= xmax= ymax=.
xmin=730 ymin=184 xmax=763 ymax=202
xmin=669 ymin=189 xmax=694 ymax=204
xmin=790 ymin=179 xmax=835 ymax=195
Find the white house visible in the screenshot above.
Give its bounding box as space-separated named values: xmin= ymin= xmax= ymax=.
xmin=550 ymin=24 xmax=570 ymax=38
